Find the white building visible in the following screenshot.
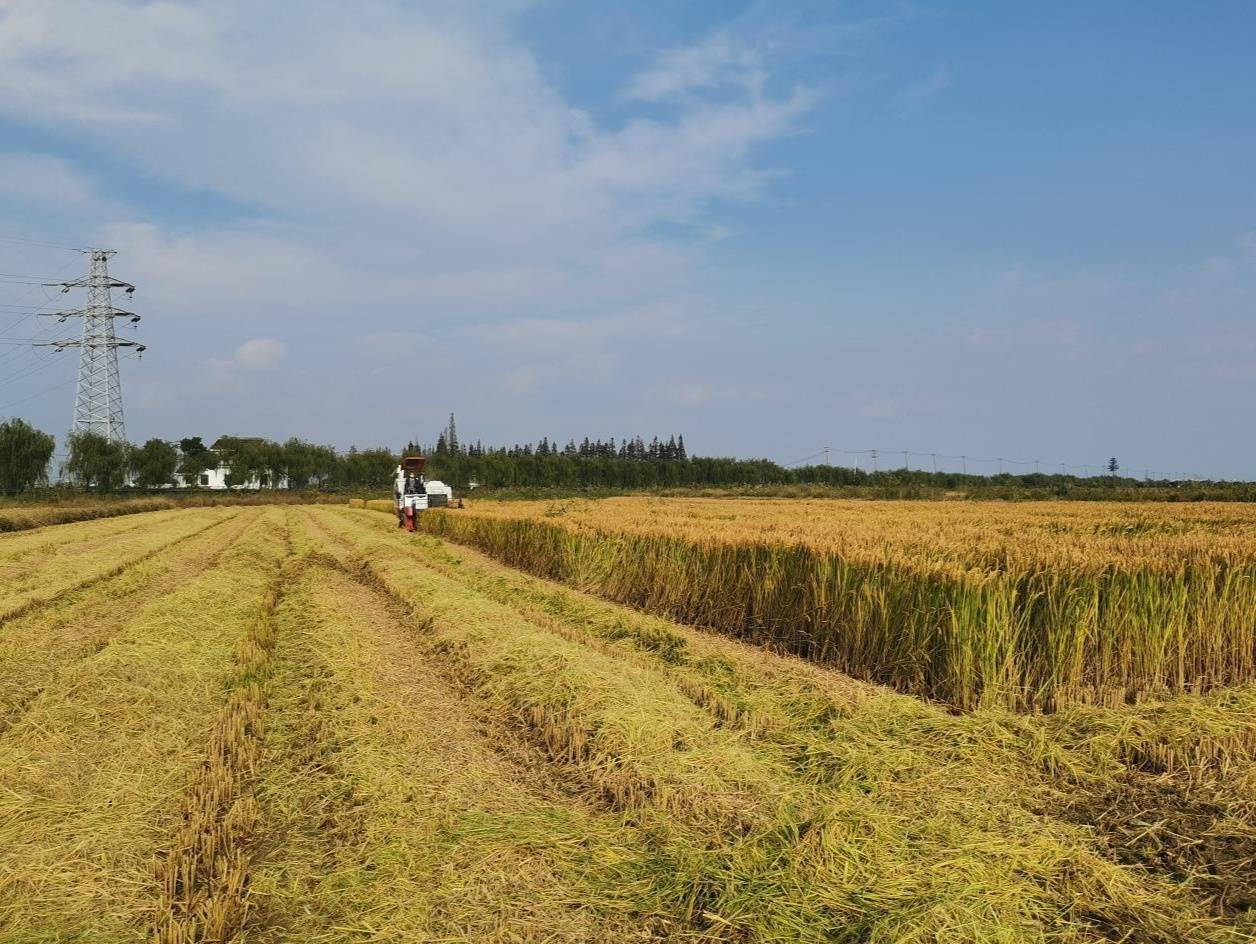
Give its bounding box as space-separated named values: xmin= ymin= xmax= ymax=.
xmin=176 ymin=463 xmax=289 ymax=490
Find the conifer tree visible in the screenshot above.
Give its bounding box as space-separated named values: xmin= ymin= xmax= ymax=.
xmin=446 ymin=413 xmax=459 ymax=455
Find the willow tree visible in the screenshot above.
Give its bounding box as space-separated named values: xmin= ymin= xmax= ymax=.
xmin=65 ymin=431 xmax=130 ymax=491
xmin=0 ymin=418 xmax=55 ymax=494
xmin=132 ymin=438 xmax=180 ymax=487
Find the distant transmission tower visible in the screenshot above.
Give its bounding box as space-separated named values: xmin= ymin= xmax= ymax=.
xmin=37 ymin=249 xmax=144 ymax=442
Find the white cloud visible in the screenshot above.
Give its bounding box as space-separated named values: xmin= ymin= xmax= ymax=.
xmin=468 ymin=299 xmax=694 ymax=348
xmin=649 ymin=377 xmax=779 ymax=407
xmin=209 ymin=338 xmax=287 ymax=372
xmin=0 ymin=152 xmax=102 ymax=211
xmin=627 ymin=30 xmax=767 ymax=101
xmin=456 ymin=298 xmax=702 ymax=394
xmin=1201 ymin=231 xmax=1256 ymax=276
xmin=0 ymin=3 xmax=818 ymax=444
xmin=0 ymin=2 xmax=810 ymax=252
xmin=0 ymin=3 xmax=815 ymax=321
xmin=1202 ymin=256 xmax=1231 ymax=276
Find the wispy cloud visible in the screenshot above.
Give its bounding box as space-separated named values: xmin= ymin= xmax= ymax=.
xmin=0 ymin=152 xmax=112 ymax=213
xmin=208 ymin=338 xmax=288 ymax=373
xmin=626 ymin=30 xmax=769 ymax=101
xmin=902 ymin=65 xmax=952 ymax=104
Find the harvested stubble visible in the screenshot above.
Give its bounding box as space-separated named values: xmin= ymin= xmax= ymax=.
xmin=0 ymin=506 xmax=241 ymax=623
xmin=0 ymin=507 xmax=260 ymax=732
xmin=151 ymin=549 xmax=287 ymax=943
xmin=0 ymin=491 xmax=347 ymax=535
xmin=412 ymin=497 xmax=1256 ymax=710
xmin=0 ymin=510 xmax=290 ymax=941
xmin=0 ymin=496 xmax=180 ymax=533
xmin=309 ymin=506 xmax=1256 ymax=943
xmin=250 ymin=551 xmax=670 ymax=941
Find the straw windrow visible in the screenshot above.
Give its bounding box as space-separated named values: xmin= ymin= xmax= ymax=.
xmin=0 ymin=507 xmax=260 ymax=734
xmin=150 ymin=521 xmax=292 ymax=943
xmin=0 ymin=510 xmax=290 ymax=940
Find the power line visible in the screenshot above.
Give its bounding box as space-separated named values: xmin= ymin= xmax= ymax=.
xmin=0 ymin=310 xmax=75 ymax=370
xmin=794 ymin=446 xmax=1182 ymax=482
xmin=0 ymin=234 xmax=86 ymax=252
xmin=0 ymin=273 xmax=67 ymax=284
xmin=0 ymin=350 xmax=75 ymax=392
xmin=0 ymin=255 xmax=82 ymax=343
xmin=0 ymin=347 xmax=144 ymax=417
xmin=783 ymin=449 xmax=827 ymax=467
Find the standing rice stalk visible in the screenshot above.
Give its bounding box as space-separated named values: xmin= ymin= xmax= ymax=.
xmin=415 ymin=499 xmax=1256 ymax=711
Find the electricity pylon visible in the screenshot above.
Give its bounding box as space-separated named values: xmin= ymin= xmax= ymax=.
xmin=38 ymin=249 xmax=145 ymax=442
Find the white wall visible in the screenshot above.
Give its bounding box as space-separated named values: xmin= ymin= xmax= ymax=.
xmin=176 ymin=464 xmax=289 ymax=490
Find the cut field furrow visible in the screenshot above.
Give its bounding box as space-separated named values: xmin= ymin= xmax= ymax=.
xmin=0 ymin=506 xmax=181 ymax=581
xmin=0 ymin=497 xmax=190 ymax=534
xmin=0 ymin=506 xmax=243 ymax=625
xmin=0 ymin=509 xmax=291 ymax=941
xmin=150 ymin=530 xmax=291 ymax=944
xmin=304 ymin=505 xmax=1253 ymax=943
xmin=0 ymin=508 xmax=260 ymax=736
xmin=250 ymin=546 xmax=668 ymax=942
xmin=1056 ymin=771 xmax=1256 ymax=916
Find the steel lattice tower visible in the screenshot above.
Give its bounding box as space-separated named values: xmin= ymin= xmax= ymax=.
xmin=38 ymin=249 xmax=144 ymax=443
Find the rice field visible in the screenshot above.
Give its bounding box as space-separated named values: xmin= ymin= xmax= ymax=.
xmin=413 ymin=497 xmax=1256 ymax=711
xmin=2 ymin=502 xmax=1253 ymax=942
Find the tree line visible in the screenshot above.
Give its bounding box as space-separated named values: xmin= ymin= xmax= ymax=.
xmin=430 ymin=414 xmax=688 ymax=462
xmin=1 ymin=413 xmax=1249 ymax=496
xmin=0 ymin=412 xmax=703 ymax=493
xmin=0 ymin=419 xmax=398 ymax=493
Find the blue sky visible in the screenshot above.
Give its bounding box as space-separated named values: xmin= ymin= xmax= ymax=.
xmin=0 ymin=1 xmax=1253 ymax=478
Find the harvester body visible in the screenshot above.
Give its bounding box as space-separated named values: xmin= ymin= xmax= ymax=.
xmin=395 ymin=455 xmax=429 ymax=532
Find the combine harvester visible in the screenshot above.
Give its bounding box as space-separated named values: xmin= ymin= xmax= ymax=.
xmin=393 ymin=455 xmax=455 ymax=531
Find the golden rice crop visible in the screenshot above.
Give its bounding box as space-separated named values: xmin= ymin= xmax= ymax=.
xmin=417 ymin=497 xmax=1256 ymax=710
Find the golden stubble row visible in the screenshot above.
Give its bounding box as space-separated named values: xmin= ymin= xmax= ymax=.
xmin=151 ymin=563 xmax=285 ymax=943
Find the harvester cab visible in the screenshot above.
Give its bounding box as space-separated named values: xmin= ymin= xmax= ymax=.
xmin=395 ymin=455 xmax=429 ymax=531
